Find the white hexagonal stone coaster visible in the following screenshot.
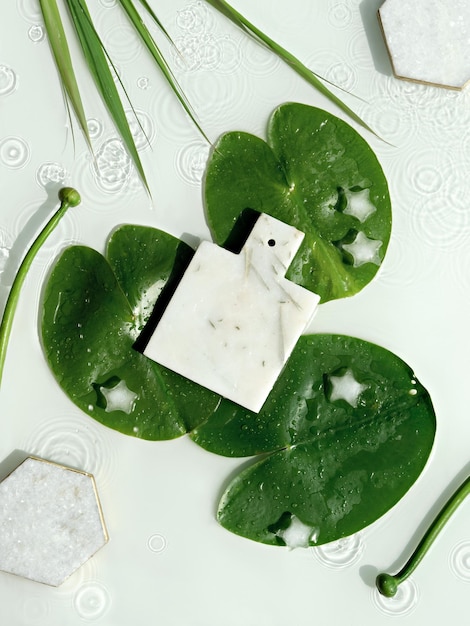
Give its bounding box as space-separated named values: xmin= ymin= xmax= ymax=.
xmin=379 ymin=0 xmax=470 ymax=89
xmin=0 ymin=457 xmax=108 ymax=586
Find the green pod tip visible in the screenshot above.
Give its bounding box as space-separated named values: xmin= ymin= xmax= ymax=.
xmin=59 ymin=187 xmax=81 ymax=207
xmin=376 ymin=572 xmax=398 ymax=597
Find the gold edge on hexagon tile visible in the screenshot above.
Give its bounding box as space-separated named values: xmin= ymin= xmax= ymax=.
xmin=377 ymin=9 xmax=466 ymax=92
xmin=0 ymin=455 xmax=109 ymax=587
xmin=1 ymin=455 xmax=109 ymax=544
xmin=27 ymin=455 xmax=110 ymax=545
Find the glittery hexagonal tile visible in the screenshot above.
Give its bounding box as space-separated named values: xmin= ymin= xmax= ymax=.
xmin=0 ymin=457 xmax=108 ymax=586
xmin=379 ymin=0 xmax=470 ymax=89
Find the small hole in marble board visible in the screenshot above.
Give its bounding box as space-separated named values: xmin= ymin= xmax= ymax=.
xmin=268 ymin=239 xmax=276 ymax=247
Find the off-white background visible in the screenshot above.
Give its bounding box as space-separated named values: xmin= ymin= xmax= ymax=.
xmin=1 ymin=0 xmax=470 ymax=623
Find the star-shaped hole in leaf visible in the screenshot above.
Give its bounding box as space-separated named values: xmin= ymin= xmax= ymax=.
xmin=39 ymin=104 xmax=434 ymax=550
xmin=192 ymin=335 xmax=436 ymax=547
xmin=41 ymin=228 xmax=436 ymax=549
xmin=100 ymin=379 xmax=138 ymax=414
xmin=342 ymin=231 xmax=383 ymax=268
xmin=41 ymin=225 xmax=221 ymax=440
xmin=274 ymin=514 xmax=320 ymax=549
xmin=343 ymin=188 xmax=377 ymax=223
xmin=204 ymin=103 xmax=392 ymax=302
xmin=329 ymin=368 xmax=368 ymax=408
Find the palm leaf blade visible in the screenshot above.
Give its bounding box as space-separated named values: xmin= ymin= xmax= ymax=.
xmin=117 ymin=0 xmax=210 ymax=143
xmin=136 ymin=0 xmax=173 ymax=42
xmin=65 ymin=0 xmax=150 ymax=192
xmin=39 ymin=0 xmax=91 ymax=148
xmin=205 ymin=0 xmax=378 ymax=137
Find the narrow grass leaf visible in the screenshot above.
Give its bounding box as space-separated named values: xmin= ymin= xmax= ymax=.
xmin=205 ymin=0 xmax=379 ymax=139
xmin=136 ymin=0 xmax=173 ymax=42
xmin=118 ymin=0 xmax=210 ymax=143
xmin=39 ymin=0 xmax=91 ymax=149
xmin=65 ymin=0 xmax=150 ymax=192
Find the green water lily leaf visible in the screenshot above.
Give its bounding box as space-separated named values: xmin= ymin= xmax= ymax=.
xmin=191 ymin=334 xmax=435 ymax=546
xmin=41 ymin=225 xmax=220 ymax=439
xmin=41 ymin=222 xmax=435 ymax=547
xmin=205 ymin=103 xmax=391 ymax=303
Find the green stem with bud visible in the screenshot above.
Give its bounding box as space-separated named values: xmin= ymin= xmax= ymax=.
xmin=376 ymin=475 xmax=470 ymax=597
xmin=0 ymin=187 xmax=81 ymax=387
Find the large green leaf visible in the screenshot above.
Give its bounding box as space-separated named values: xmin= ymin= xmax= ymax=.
xmin=41 ymin=225 xmax=220 ymax=439
xmin=41 ymin=223 xmax=435 ymax=548
xmin=191 ymin=334 xmax=435 ymax=546
xmin=205 ymin=103 xmax=391 ymax=302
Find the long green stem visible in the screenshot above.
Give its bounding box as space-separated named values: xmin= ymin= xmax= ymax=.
xmin=0 ymin=188 xmax=81 ymax=387
xmin=376 ymin=475 xmax=470 ymax=597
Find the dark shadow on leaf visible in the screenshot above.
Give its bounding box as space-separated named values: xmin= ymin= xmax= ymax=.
xmin=221 ymin=208 xmax=260 ymax=253
xmin=92 ymin=375 xmax=122 ymax=410
xmin=332 ymin=228 xmax=358 ymax=266
xmin=134 ymin=209 xmax=260 ymax=353
xmin=133 ymin=241 xmax=195 ymax=353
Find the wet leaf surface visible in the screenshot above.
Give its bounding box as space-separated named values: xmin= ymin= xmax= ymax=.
xmin=192 ymin=335 xmax=436 ymax=546
xmin=205 ymin=103 xmax=391 ymax=302
xmin=40 ymin=111 xmax=432 ymax=548
xmin=41 ymin=225 xmax=220 ymax=440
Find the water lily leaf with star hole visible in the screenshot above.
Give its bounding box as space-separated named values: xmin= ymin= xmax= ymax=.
xmin=41 ymin=225 xmax=221 ymax=440
xmin=41 ymin=227 xmax=435 ymax=546
xmin=191 ymin=334 xmax=436 ymax=547
xmin=204 ymin=103 xmax=391 ymax=303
